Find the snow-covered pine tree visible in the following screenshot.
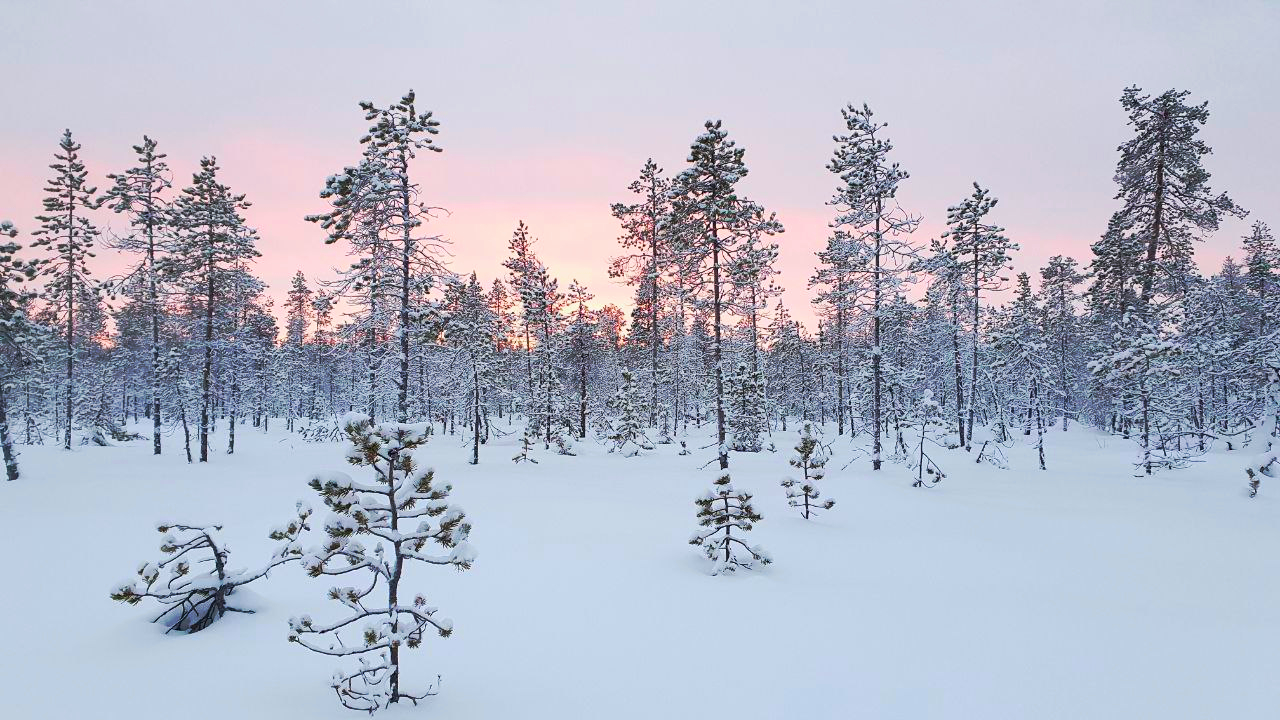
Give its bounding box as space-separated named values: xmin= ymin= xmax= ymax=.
xmin=167 ymin=156 xmax=258 ymax=462
xmin=690 ymin=472 xmax=770 ymax=575
xmin=810 ymin=232 xmax=855 ymax=436
xmin=605 ymin=369 xmax=653 ymax=456
xmin=942 ymin=182 xmax=1017 ymax=449
xmin=728 ymin=225 xmax=780 ymax=423
xmin=111 ymin=505 xmax=311 ymax=633
xmin=512 ymin=428 xmax=538 ymax=464
xmin=565 ymin=280 xmax=594 ymax=440
xmin=726 ymin=360 xmax=765 ymax=452
xmin=283 ymin=270 xmax=314 ymax=431
xmin=780 ymin=421 xmax=834 ymax=519
xmin=503 ymin=222 xmax=571 ymax=452
xmin=670 ymin=120 xmax=783 ymax=469
xmin=916 ymin=238 xmax=973 ymax=447
xmin=0 ymin=220 xmax=40 ymax=480
xmin=30 ymin=129 xmax=103 ymax=450
xmin=308 ymin=91 xmax=449 ymax=424
xmin=1113 ymin=87 xmax=1245 ymax=305
xmin=1244 ymin=365 xmax=1280 ymax=498
xmin=442 ymin=272 xmax=499 ymax=464
xmin=765 ymin=302 xmax=816 ymax=429
xmin=104 ymin=136 xmax=171 ymax=455
xmin=1242 ymin=221 xmax=1277 ymax=334
xmin=307 ymin=147 xmax=399 ymax=422
xmin=909 ymin=390 xmax=947 ymax=488
xmin=610 ymin=159 xmax=673 ymax=427
xmin=990 ymin=273 xmax=1051 ymax=469
xmin=826 ymin=103 xmax=920 ymax=469
xmin=1039 ymin=256 xmax=1085 ymax=430
xmin=1089 ymin=307 xmax=1184 ymax=475
xmin=360 ymin=91 xmax=449 ymax=424
xmin=291 ymin=415 xmax=475 ymax=712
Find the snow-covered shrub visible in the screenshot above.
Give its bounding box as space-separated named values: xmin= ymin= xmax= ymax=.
xmin=1244 ymin=366 xmax=1280 ymax=498
xmin=690 ymin=472 xmax=770 ymax=575
xmin=781 ymin=422 xmax=834 ymax=519
xmin=111 ymin=505 xmax=311 ymax=633
xmin=289 ymin=414 xmax=476 ymax=713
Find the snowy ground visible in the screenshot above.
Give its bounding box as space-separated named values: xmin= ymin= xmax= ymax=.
xmin=3 ymin=420 xmax=1278 ymax=719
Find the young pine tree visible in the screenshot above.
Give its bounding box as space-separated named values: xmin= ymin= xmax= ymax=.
xmin=111 ymin=506 xmax=310 ymax=633
xmin=781 ymin=422 xmax=834 ymax=519
xmin=690 ymin=473 xmax=770 ymax=575
xmin=291 ymin=415 xmax=475 ymax=713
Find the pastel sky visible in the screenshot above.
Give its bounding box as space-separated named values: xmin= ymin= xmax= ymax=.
xmin=3 ymin=0 xmax=1277 ymax=328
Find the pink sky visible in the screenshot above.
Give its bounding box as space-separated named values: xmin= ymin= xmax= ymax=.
xmin=2 ymin=1 xmax=1275 ymax=331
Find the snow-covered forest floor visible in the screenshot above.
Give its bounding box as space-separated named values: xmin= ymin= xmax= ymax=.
xmin=4 ymin=422 xmax=1278 ymax=719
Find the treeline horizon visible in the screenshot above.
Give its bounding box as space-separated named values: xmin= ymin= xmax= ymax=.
xmin=1 ymin=84 xmax=1274 ymax=485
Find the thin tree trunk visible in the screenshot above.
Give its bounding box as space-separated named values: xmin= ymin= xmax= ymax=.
xmin=0 ymin=381 xmax=19 ymax=481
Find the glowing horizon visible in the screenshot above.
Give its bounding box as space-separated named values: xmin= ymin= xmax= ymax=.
xmin=2 ymin=0 xmax=1274 ymax=334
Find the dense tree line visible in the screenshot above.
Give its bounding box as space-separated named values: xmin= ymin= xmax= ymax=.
xmin=1 ymin=86 xmax=1272 ymax=479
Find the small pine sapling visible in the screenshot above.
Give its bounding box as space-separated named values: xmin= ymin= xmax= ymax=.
xmin=111 ymin=504 xmax=312 ymax=633
xmin=911 ymin=390 xmax=948 ymax=488
xmin=512 ymin=429 xmax=539 ymax=464
xmin=290 ymin=414 xmax=476 ymax=713
xmin=690 ymin=473 xmax=771 ymax=575
xmin=780 ymin=422 xmax=834 ymax=519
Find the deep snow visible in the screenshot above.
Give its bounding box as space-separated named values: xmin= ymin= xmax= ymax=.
xmin=2 ymin=420 xmax=1278 ymax=719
